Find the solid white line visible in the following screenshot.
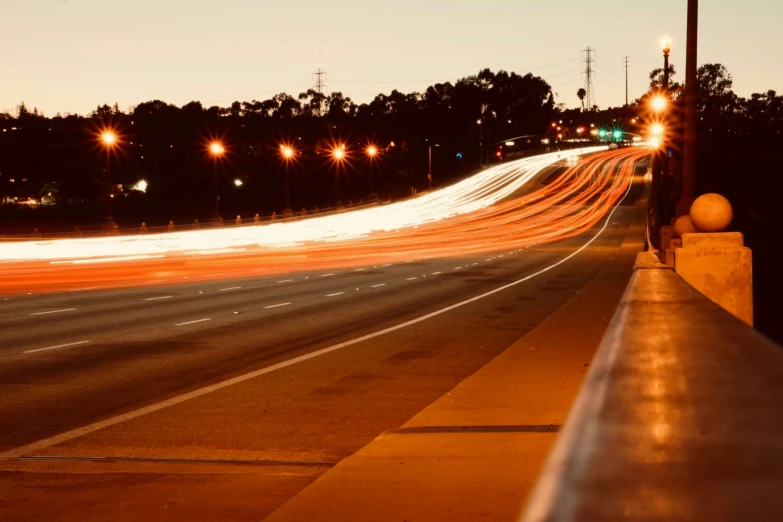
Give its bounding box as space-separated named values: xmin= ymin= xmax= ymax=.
xmin=371 ymin=284 xmax=386 ymax=288
xmin=29 ymin=308 xmax=76 ymax=316
xmin=326 ymin=292 xmax=345 ymax=297
xmin=406 ymin=277 xmax=418 ymax=281
xmin=24 ymin=341 xmax=90 ymax=354
xmin=175 ymin=318 xmax=212 ymax=326
xmin=219 ymin=287 xmax=241 ymax=291
xmin=0 ymin=176 xmax=633 ymax=458
xmin=143 ymin=296 xmax=173 ymax=301
xmin=264 ymin=303 xmax=291 ymax=309
xmin=277 ymin=279 xmax=294 ymax=283
xmin=320 ymin=273 xmax=335 ymax=277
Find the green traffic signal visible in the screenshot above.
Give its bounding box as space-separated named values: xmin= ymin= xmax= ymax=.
xmin=612 ymin=130 xmax=623 ymax=140
xmin=598 ymin=129 xmax=607 ymax=139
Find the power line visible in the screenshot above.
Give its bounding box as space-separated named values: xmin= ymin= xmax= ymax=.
xmin=623 ymin=56 xmax=630 ymax=106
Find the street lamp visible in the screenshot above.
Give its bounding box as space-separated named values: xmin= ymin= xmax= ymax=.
xmin=366 ymin=145 xmax=378 ymax=199
xmin=332 ymin=145 xmax=346 ymax=205
xmin=99 ymin=129 xmax=119 ymax=230
xmin=234 ymin=178 xmax=243 ymax=187
xmin=651 ymin=95 xmax=667 ymax=113
xmin=209 ymin=140 xmax=225 ymax=222
xmin=427 ymin=143 xmax=439 ymax=191
xmin=280 ymin=144 xmax=295 ymax=214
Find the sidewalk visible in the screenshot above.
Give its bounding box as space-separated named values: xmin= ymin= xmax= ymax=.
xmin=263 ymin=213 xmax=645 ymax=521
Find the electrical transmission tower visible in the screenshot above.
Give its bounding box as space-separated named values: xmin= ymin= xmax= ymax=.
xmin=623 ymin=56 xmax=630 ymax=106
xmin=581 ymin=47 xmax=597 ymax=110
xmin=312 ymin=69 xmax=328 ymax=116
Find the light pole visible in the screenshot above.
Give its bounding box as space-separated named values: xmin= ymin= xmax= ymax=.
xmin=281 ymin=145 xmax=295 ymax=214
xmin=477 ymin=119 xmax=483 ymax=166
xmin=209 ymin=141 xmax=225 ymax=222
xmin=427 ymin=142 xmax=439 ymax=191
xmin=366 ymin=145 xmax=378 ymax=199
xmin=99 ymin=130 xmax=118 ymax=231
xmin=678 ymin=0 xmax=698 ymax=216
xmin=332 ymin=145 xmax=346 ymax=206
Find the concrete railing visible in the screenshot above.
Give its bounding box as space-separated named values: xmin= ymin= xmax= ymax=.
xmin=521 ymin=252 xmax=783 ymax=521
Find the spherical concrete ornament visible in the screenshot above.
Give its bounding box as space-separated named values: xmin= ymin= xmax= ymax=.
xmin=673 ymin=215 xmax=698 ymax=237
xmin=690 ymin=193 xmax=733 ymax=232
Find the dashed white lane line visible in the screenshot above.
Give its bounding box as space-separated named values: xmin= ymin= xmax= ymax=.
xmin=354 ymin=268 xmax=366 ymax=272
xmin=264 ymin=303 xmax=291 ymax=309
xmin=454 ymin=267 xmax=463 ymax=270
xmin=326 ymin=292 xmax=345 ymax=297
xmin=29 ymin=308 xmax=76 ymax=316
xmin=472 ymin=263 xmax=479 ymax=266
xmin=219 ymin=287 xmax=242 ymax=292
xmin=320 ymin=273 xmax=335 ymax=277
xmin=382 ymin=264 xmax=392 ymax=267
xmin=176 ymin=318 xmax=212 ymax=326
xmin=24 ymin=340 xmax=90 ymax=354
xmin=277 ymin=279 xmax=294 ymax=283
xmin=0 ymin=171 xmax=633 ymax=459
xmin=146 ymin=280 xmax=168 ymax=284
xmin=406 ymin=277 xmax=418 ymax=281
xmin=432 ymin=271 xmax=442 ymax=275
xmin=144 ymin=296 xmax=173 ymax=301
xmin=371 ymin=284 xmax=386 ymax=288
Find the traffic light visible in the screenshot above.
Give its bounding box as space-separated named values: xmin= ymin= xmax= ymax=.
xmin=612 ymin=130 xmax=623 ymax=140
xmin=598 ymin=129 xmax=607 ymax=139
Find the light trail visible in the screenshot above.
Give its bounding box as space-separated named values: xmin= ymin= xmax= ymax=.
xmin=0 ymin=146 xmax=647 ymax=294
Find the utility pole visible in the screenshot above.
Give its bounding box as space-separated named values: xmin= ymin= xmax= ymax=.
xmin=677 ymin=0 xmax=698 ymax=216
xmin=623 ymin=56 xmax=630 ymax=106
xmin=582 ymin=47 xmax=597 ymax=110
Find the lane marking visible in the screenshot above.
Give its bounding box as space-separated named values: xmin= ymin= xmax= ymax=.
xmin=354 ymin=268 xmax=366 ymax=272
xmin=432 ymin=272 xmax=442 ymax=275
xmin=326 ymin=292 xmax=345 ymax=297
xmin=264 ymin=303 xmax=291 ymax=309
xmin=320 ymin=273 xmax=335 ymax=277
xmin=0 ymin=175 xmax=633 ymax=458
xmin=406 ymin=277 xmax=418 ymax=281
xmin=473 ymin=263 xmax=479 ymax=266
xmin=277 ymin=279 xmax=294 ymax=283
xmin=454 ymin=267 xmax=463 ymax=270
xmin=382 ymin=264 xmax=392 ymax=267
xmin=371 ymin=284 xmax=386 ymax=288
xmin=24 ymin=340 xmax=90 ymax=354
xmin=29 ymin=308 xmax=76 ymax=316
xmin=144 ymin=296 xmax=173 ymax=301
xmin=175 ymin=318 xmax=212 ymax=326
xmin=219 ymin=287 xmax=241 ymax=292
xmin=146 ymin=280 xmax=168 ymax=284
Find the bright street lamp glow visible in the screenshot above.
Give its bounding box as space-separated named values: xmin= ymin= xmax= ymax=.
xmin=209 ymin=142 xmax=225 ymax=156
xmin=650 ymin=137 xmax=662 ymax=148
xmin=661 ymin=35 xmax=672 ymax=54
xmin=651 ymin=123 xmax=665 ymax=137
xmin=282 ymin=146 xmax=294 ymax=159
xmin=234 ymin=179 xmax=243 ymax=187
xmin=100 ymin=131 xmax=117 ymax=146
xmin=651 ymin=96 xmax=667 ymax=113
xmin=133 ymin=179 xmax=148 ymax=193
xmin=366 ymin=146 xmax=378 ymax=157
xmin=333 ymin=147 xmax=345 ymax=160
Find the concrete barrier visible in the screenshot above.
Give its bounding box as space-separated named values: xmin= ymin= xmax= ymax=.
xmin=521 ymin=253 xmax=783 ymax=522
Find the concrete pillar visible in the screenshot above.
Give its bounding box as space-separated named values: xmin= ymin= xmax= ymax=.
xmin=193 ymin=219 xmax=200 ymax=229
xmin=235 ymin=215 xmax=242 ymax=225
xmin=32 ymin=228 xmax=42 ymax=238
xmin=270 ymin=211 xmax=277 ymax=221
xmin=167 ymin=220 xmax=176 ymax=232
xmin=675 ymin=232 xmax=753 ymax=326
xmin=140 ymin=222 xmax=148 ymax=233
xmin=253 ymin=213 xmax=260 ymax=224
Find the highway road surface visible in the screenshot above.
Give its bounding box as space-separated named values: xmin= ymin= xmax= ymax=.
xmin=0 ymin=146 xmax=647 ymax=520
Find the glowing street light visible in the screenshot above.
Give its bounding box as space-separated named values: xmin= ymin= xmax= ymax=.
xmin=98 ymin=128 xmax=120 ymax=230
xmin=661 ymin=35 xmax=672 ymax=56
xmin=366 ymin=145 xmax=378 ymax=157
xmin=651 ymin=123 xmax=665 ymax=137
xmin=101 ymin=130 xmax=117 ymax=147
xmin=651 ymin=95 xmax=668 ymax=113
xmin=234 ymin=179 xmax=243 ymax=187
xmin=332 ymin=145 xmax=347 ymax=205
xmin=208 ymin=140 xmax=226 ymax=221
xmin=280 ymin=144 xmax=296 ymax=213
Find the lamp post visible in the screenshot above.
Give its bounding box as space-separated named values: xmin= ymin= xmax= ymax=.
xmin=99 ymin=130 xmax=118 ymax=231
xmin=477 ymin=119 xmax=483 ymax=166
xmin=427 ymin=142 xmax=439 ymax=191
xmin=332 ymin=145 xmax=346 ymax=206
xmin=677 ymin=0 xmax=698 ymax=216
xmin=209 ymin=141 xmax=225 ymax=222
xmin=366 ymin=145 xmax=378 ymax=199
xmin=281 ymin=145 xmax=295 ymax=214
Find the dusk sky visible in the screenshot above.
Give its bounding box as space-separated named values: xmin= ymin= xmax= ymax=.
xmin=2 ymin=0 xmax=781 ymax=116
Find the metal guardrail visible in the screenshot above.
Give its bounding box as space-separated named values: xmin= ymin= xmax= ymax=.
xmin=521 ymin=252 xmax=783 ymax=522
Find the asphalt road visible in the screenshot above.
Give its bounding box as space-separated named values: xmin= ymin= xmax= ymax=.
xmin=0 ymin=152 xmax=645 ymax=521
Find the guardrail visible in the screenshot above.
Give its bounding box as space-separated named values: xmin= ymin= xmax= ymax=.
xmin=0 ymin=199 xmax=386 ymax=241
xmin=521 ymin=251 xmax=783 ymax=521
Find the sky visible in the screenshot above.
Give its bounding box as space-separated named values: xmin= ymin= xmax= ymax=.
xmin=2 ymin=0 xmax=781 ymax=116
